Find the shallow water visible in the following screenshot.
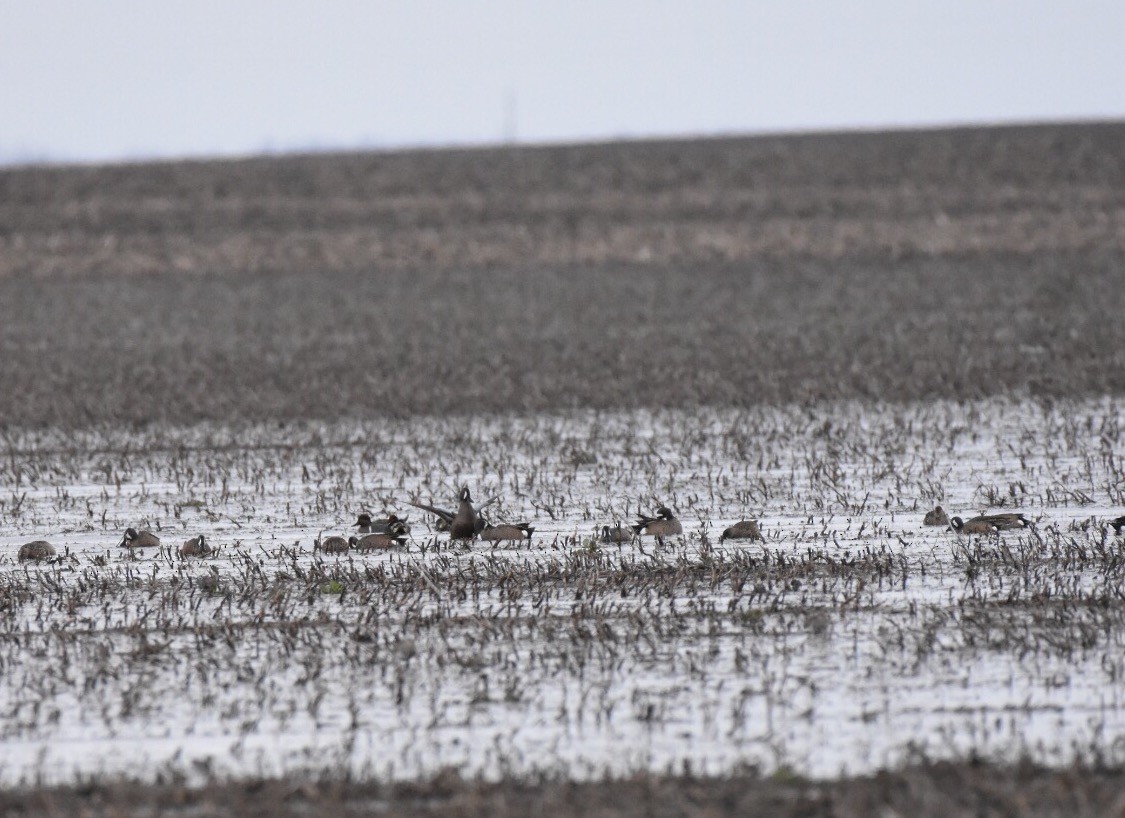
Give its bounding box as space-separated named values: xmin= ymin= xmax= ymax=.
xmin=1 ymin=397 xmax=1124 ymax=784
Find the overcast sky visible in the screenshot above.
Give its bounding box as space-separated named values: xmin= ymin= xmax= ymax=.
xmin=2 ymin=1 xmax=1124 ymax=165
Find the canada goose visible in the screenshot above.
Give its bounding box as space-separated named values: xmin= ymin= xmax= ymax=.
xmin=720 ymin=520 xmax=764 ymax=542
xmin=408 ymin=488 xmax=499 ymax=538
xmin=633 ymin=507 xmax=683 ymax=544
xmin=315 ymin=535 xmax=350 ymax=553
xmin=180 ymin=534 xmax=211 ymax=557
xmin=601 ymin=525 xmax=634 ymax=543
xmin=120 ymin=528 xmax=160 ymax=548
xmin=1112 ymin=515 xmax=1125 ymax=535
xmin=18 ymin=540 xmax=56 ymax=562
xmin=923 ymin=506 xmax=949 ymax=526
xmin=349 ymin=521 xmax=409 ymax=550
xmin=354 ymin=513 xmax=410 ymax=535
xmin=480 ymin=523 xmax=534 ymax=542
xmin=949 ymin=516 xmax=999 ymax=536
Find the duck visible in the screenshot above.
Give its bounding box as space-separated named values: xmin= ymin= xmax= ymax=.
xmin=120 ymin=528 xmax=160 ymax=548
xmin=18 ymin=540 xmax=56 ymax=562
xmin=408 ymin=487 xmax=498 ymax=539
xmin=354 ymin=512 xmax=410 ymax=535
xmin=633 ymin=507 xmax=683 ymax=544
xmin=448 ymin=487 xmax=481 ymax=540
xmin=349 ymin=520 xmax=409 ymax=550
xmin=972 ymin=512 xmax=1031 ymax=530
xmin=315 ymin=535 xmax=350 ymax=553
xmin=480 ymin=522 xmax=534 ymax=543
xmin=949 ymin=516 xmax=1000 ymax=536
xmin=923 ymin=506 xmax=949 ymax=526
xmin=600 ymin=525 xmax=634 ymax=543
xmin=720 ymin=520 xmax=764 ymax=542
xmin=180 ymin=534 xmax=211 ymax=557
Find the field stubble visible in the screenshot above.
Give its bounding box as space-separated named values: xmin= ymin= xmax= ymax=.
xmin=4 ymin=123 xmax=1125 ymax=815
xmin=2 ymin=397 xmax=1125 ymax=791
xmin=2 ymin=123 xmax=1125 ymax=427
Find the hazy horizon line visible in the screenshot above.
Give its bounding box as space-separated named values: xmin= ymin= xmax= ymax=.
xmin=4 ymin=114 xmax=1123 ymax=172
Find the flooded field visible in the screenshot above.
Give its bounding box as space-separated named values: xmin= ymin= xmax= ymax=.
xmin=3 ymin=122 xmax=1125 ymax=813
xmin=2 ymin=397 xmax=1124 ymax=786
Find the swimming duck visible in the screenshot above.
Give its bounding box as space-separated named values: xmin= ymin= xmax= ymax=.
xmin=349 ymin=520 xmax=409 ymax=550
xmin=120 ymin=528 xmax=160 ymax=548
xmin=408 ymin=488 xmax=498 ymax=538
xmin=354 ymin=512 xmax=410 ymax=535
xmin=480 ymin=522 xmax=535 ymax=542
xmin=600 ymin=525 xmax=634 ymax=543
xmin=975 ymin=513 xmax=1031 ymax=530
xmin=180 ymin=534 xmax=211 ymax=557
xmin=448 ymin=487 xmax=481 ymax=540
xmin=633 ymin=507 xmax=683 ymax=544
xmin=923 ymin=506 xmax=949 ymax=526
xmin=18 ymin=540 xmax=56 ymax=562
xmin=949 ymin=516 xmax=1000 ymax=536
xmin=315 ymin=535 xmax=350 ymax=553
xmin=720 ymin=520 xmax=765 ymax=542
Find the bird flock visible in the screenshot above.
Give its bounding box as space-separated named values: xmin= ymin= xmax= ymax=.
xmin=12 ymin=490 xmax=1125 ymax=563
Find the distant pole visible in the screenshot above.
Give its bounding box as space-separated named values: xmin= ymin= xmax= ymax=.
xmin=503 ymin=88 xmax=517 ymax=144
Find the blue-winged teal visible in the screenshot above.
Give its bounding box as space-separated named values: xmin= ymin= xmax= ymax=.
xmin=315 ymin=535 xmax=350 ymax=553
xmin=720 ymin=520 xmax=764 ymax=542
xmin=180 ymin=534 xmax=211 ymax=557
xmin=601 ymin=525 xmax=634 ymax=543
xmin=349 ymin=521 xmax=409 ymax=550
xmin=923 ymin=506 xmax=949 ymax=526
xmin=950 ymin=516 xmax=999 ymax=536
xmin=408 ymin=488 xmax=498 ymax=539
xmin=120 ymin=528 xmax=160 ymax=548
xmin=951 ymin=513 xmax=1032 ymax=536
xmin=18 ymin=540 xmax=56 ymax=562
xmin=480 ymin=522 xmax=534 ymax=542
xmin=633 ymin=507 xmax=683 ymax=544
xmin=974 ymin=513 xmax=1031 ymax=531
xmin=1112 ymin=515 xmax=1125 ymax=535
xmin=354 ymin=513 xmax=411 ymax=535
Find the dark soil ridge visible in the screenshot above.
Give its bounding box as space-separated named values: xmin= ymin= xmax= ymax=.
xmin=0 ymin=122 xmax=1123 ymax=426
xmin=3 ymin=762 xmax=1123 ymax=817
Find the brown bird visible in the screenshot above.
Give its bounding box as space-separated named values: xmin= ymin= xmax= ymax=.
xmin=315 ymin=535 xmax=350 ymax=553
xmin=180 ymin=534 xmax=211 ymax=557
xmin=354 ymin=513 xmax=410 ymax=535
xmin=600 ymin=525 xmax=634 ymax=543
xmin=349 ymin=520 xmax=409 ymax=550
xmin=949 ymin=516 xmax=999 ymax=536
xmin=18 ymin=540 xmax=56 ymax=562
xmin=974 ymin=513 xmax=1031 ymax=530
xmin=408 ymin=488 xmax=498 ymax=536
xmin=480 ymin=523 xmax=534 ymax=543
xmin=120 ymin=528 xmax=160 ymax=548
xmin=447 ymin=487 xmax=479 ymax=540
xmin=633 ymin=507 xmax=683 ymax=545
xmin=923 ymin=506 xmax=949 ymax=526
xmin=720 ymin=520 xmax=764 ymax=542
